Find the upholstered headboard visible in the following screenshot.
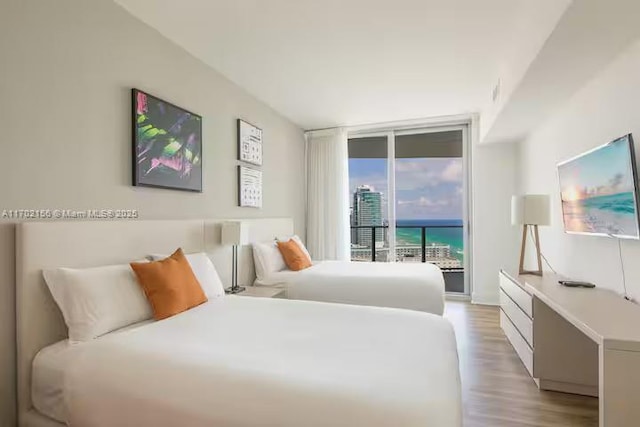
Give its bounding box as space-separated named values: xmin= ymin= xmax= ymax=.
xmin=15 ymin=218 xmax=294 ymax=423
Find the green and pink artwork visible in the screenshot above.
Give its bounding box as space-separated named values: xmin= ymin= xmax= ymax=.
xmin=132 ymin=89 xmax=202 ymax=192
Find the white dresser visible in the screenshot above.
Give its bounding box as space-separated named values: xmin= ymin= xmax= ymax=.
xmin=499 ymin=269 xmax=640 ymax=427
xmin=499 ymin=270 xmax=534 ymax=376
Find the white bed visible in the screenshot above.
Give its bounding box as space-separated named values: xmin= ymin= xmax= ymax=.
xmin=35 ymin=296 xmax=460 ymax=427
xmin=17 ymin=219 xmax=461 ymax=427
xmin=256 ymin=260 xmax=446 ymax=315
xmin=31 ymin=321 xmax=153 ymax=423
xmin=31 ymin=341 xmax=70 ymax=423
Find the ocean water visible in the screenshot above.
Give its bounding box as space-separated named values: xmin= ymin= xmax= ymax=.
xmin=395 ymin=219 xmax=464 ymax=261
xmin=562 ymin=191 xmax=639 ymax=236
xmin=580 ymin=192 xmax=636 ymax=214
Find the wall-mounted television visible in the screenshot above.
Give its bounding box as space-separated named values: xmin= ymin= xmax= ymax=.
xmin=557 ymin=134 xmax=640 ymax=239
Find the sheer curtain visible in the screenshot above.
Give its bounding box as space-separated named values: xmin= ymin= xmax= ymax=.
xmin=305 ymin=128 xmax=350 ymax=261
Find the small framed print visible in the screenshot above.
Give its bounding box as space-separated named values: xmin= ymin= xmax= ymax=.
xmin=237 ymin=119 xmax=263 ymax=166
xmin=238 ymin=166 xmax=263 ymax=208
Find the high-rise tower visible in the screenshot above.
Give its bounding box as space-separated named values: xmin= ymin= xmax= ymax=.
xmin=352 ymin=185 xmax=383 ymax=247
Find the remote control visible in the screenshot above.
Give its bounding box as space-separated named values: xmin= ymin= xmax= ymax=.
xmin=558 ymin=280 xmax=595 ymax=288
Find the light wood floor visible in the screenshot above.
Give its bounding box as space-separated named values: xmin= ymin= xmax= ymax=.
xmin=445 ymin=301 xmax=598 ymax=427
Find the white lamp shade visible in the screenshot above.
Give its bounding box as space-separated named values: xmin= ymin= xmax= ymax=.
xmin=221 ymin=221 xmax=250 ymax=246
xmin=511 ymin=195 xmax=550 ymax=226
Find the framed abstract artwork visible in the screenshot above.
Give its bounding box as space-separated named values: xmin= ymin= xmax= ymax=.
xmin=238 ymin=166 xmax=262 ymax=208
xmin=237 ymin=119 xmax=263 ymax=166
xmin=132 ymin=89 xmax=203 ymax=192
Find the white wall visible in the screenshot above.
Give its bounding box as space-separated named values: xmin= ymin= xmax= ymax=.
xmin=0 ymin=1 xmax=306 ymax=425
xmin=471 ymin=138 xmax=521 ymax=305
xmin=479 ymin=0 xmax=570 ymax=142
xmin=519 ymin=37 xmax=640 ymax=301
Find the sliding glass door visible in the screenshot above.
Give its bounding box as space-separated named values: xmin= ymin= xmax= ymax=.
xmin=348 ymin=125 xmax=469 ymax=294
xmin=348 ymin=135 xmax=390 ymax=262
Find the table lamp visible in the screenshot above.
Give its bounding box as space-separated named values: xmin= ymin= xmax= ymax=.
xmin=221 ymin=221 xmax=250 ymax=294
xmin=511 ymin=194 xmax=550 ymax=276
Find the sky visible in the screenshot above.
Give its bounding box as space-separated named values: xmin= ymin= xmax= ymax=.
xmin=349 ymin=157 xmax=463 ymax=220
xmin=559 ymin=136 xmax=634 ymax=201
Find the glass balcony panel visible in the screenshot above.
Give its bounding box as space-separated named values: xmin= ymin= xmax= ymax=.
xmin=350 ymin=225 xmax=464 ymax=293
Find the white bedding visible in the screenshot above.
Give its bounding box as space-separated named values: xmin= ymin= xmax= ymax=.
xmin=254 ymin=268 xmax=301 ymax=286
xmin=61 ymin=296 xmax=461 ymax=427
xmin=260 ymin=261 xmax=445 ymax=315
xmin=32 ymin=340 xmax=72 ymax=422
xmin=32 ymin=321 xmax=154 ymax=423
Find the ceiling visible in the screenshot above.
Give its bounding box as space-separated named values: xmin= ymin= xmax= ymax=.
xmin=115 ymin=0 xmax=570 ymax=130
xmin=480 ymin=0 xmax=640 ymax=144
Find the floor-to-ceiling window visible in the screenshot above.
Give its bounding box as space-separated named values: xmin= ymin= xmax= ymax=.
xmin=348 ymin=136 xmax=389 ymax=262
xmin=347 ymin=126 xmax=469 ymax=294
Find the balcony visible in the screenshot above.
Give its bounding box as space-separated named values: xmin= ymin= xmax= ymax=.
xmin=350 ymin=224 xmax=465 ymax=293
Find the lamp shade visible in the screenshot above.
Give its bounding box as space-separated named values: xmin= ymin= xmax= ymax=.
xmin=511 ymin=195 xmax=550 ymax=226
xmin=221 ymin=221 xmax=250 ymax=246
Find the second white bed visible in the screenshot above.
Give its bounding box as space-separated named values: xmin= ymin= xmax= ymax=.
xmin=257 ymin=261 xmax=446 ymax=315
xmin=43 ymin=296 xmax=460 ymax=427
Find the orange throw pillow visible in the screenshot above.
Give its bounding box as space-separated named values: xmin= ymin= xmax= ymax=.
xmin=130 ymin=248 xmax=207 ymax=320
xmin=277 ymin=239 xmax=312 ymax=271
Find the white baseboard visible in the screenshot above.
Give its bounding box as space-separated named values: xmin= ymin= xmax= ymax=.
xmin=471 ymin=291 xmax=499 ymax=306
xmin=445 ymin=293 xmax=471 ymax=302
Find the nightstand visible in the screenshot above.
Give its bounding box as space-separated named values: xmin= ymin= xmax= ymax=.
xmin=237 ymin=285 xmax=286 ymax=299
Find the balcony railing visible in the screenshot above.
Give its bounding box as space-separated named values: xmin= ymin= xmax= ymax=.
xmin=350 ymin=224 xmax=465 ymax=293
xmin=350 ymin=224 xmax=463 ymax=270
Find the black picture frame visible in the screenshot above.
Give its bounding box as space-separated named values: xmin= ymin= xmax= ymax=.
xmin=237 ymin=165 xmax=263 ymax=208
xmin=237 ymin=118 xmax=263 ymax=166
xmin=132 ymin=88 xmax=203 ymax=192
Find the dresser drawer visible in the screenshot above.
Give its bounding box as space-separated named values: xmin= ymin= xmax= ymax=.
xmin=499 ymin=271 xmax=532 ymax=318
xmin=500 ymin=290 xmax=533 ymax=346
xmin=500 ymin=309 xmax=533 ymax=376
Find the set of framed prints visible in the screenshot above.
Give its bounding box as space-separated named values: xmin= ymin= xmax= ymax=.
xmin=237 ymin=119 xmax=263 ymax=208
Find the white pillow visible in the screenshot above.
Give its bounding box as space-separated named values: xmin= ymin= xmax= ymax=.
xmin=252 ymin=240 xmax=287 ymax=281
xmin=42 ymin=264 xmax=153 ymax=342
xmin=148 ymin=252 xmax=225 ymax=299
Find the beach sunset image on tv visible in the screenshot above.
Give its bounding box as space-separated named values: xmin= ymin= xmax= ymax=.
xmin=558 ymin=135 xmax=640 ymax=238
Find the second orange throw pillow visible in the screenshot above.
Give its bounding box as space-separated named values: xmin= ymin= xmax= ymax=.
xmin=277 ymin=239 xmax=312 ymax=271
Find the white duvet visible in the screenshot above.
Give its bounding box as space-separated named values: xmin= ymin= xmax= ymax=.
xmin=64 ymin=296 xmax=461 ymax=427
xmin=281 ymin=261 xmax=446 ymax=315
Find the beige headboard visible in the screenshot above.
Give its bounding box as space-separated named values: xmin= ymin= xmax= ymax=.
xmin=16 ymin=217 xmax=294 ymax=422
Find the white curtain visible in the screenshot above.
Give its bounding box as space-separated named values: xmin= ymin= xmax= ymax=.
xmin=305 ymin=128 xmax=350 ymax=261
